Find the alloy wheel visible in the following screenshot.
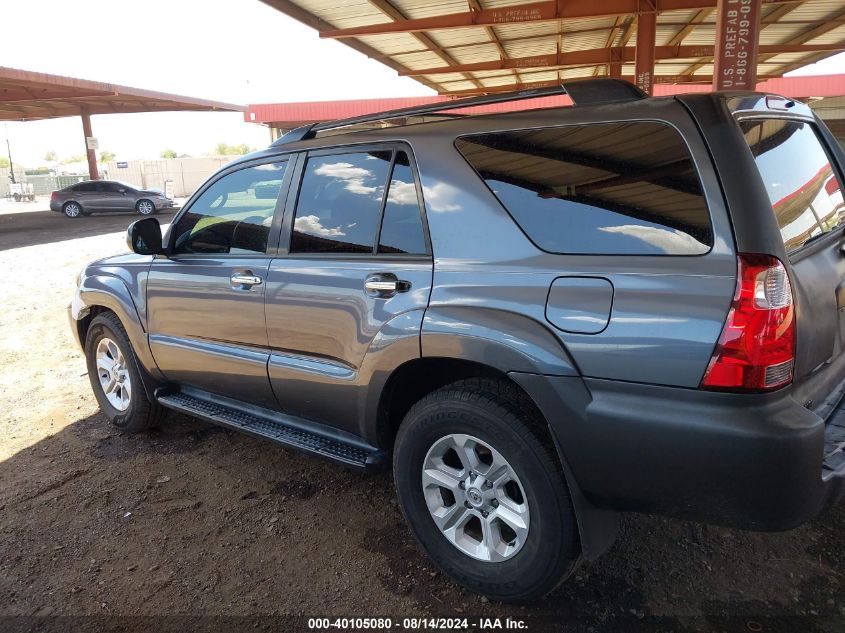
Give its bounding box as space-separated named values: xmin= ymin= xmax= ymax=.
xmin=95 ymin=337 xmax=132 ymax=411
xmin=422 ymin=433 xmax=530 ymax=562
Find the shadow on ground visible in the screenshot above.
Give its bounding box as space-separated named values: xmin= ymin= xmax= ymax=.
xmin=0 ymin=209 xmax=177 ymax=251
xmin=2 ymin=408 xmax=844 ymax=631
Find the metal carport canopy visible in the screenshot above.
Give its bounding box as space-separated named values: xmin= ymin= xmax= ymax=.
xmin=0 ymin=66 xmax=244 ymax=180
xmin=260 ymin=0 xmax=845 ymax=95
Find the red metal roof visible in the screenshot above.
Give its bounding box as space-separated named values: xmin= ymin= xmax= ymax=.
xmin=246 ymin=74 xmax=845 ymax=126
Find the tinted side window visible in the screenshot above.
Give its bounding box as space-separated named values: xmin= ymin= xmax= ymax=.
xmin=75 ymin=182 xmax=98 ymax=192
xmin=378 ymin=152 xmax=427 ymax=255
xmin=102 ymin=182 xmax=124 ymax=193
xmin=291 ymin=151 xmax=392 ymax=254
xmin=739 ymin=119 xmax=845 ymax=252
xmin=455 ymin=122 xmax=713 ymax=255
xmin=172 ymin=162 xmax=287 ymax=255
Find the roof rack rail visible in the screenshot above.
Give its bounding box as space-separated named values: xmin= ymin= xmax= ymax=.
xmin=271 ymin=78 xmax=645 ymax=147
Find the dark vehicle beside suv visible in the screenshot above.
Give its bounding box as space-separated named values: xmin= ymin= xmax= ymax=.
xmin=51 ymin=180 xmax=173 ymax=218
xmin=69 ymin=79 xmax=845 ymax=602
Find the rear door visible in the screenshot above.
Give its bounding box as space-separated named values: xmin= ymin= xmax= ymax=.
xmin=265 ymin=146 xmax=432 ymax=434
xmin=73 ymin=182 xmax=99 ymax=210
xmin=736 ymin=112 xmax=845 ymax=410
xmin=146 ymin=159 xmax=291 ymax=407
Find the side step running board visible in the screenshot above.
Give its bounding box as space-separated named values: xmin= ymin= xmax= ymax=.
xmin=156 ymin=390 xmax=386 ymax=471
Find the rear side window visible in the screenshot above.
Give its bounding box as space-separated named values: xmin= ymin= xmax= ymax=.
xmin=290 ymin=149 xmax=427 ymax=255
xmin=740 ymin=119 xmax=844 ymax=252
xmin=455 ymin=121 xmax=713 ymax=255
xmin=291 ymin=151 xmax=392 ymax=254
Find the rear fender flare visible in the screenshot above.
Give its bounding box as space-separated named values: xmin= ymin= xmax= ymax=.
xmin=359 ymin=310 xmax=425 ymax=441
xmin=421 ymin=306 xmax=579 ymax=376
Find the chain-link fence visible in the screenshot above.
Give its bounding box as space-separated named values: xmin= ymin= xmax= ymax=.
xmin=2 ymin=157 xmax=236 ymax=200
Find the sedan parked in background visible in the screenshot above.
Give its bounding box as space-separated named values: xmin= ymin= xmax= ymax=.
xmin=50 ymin=180 xmax=173 ymax=218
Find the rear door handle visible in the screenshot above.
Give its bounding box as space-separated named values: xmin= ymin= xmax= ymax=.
xmin=231 ymin=273 xmax=263 ymax=287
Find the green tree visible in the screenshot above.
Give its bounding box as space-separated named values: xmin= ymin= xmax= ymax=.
xmin=0 ymin=157 xmax=9 ymax=168
xmin=160 ymin=148 xmax=177 ymax=159
xmin=213 ymin=142 xmax=251 ymax=156
xmin=99 ymin=150 xmax=116 ymax=163
xmin=61 ymin=154 xmax=86 ymax=164
xmin=44 ymin=150 xmax=57 ymax=162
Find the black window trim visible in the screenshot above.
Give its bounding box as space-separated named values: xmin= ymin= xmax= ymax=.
xmin=453 ymin=117 xmax=716 ymax=258
xmin=163 ymin=155 xmax=293 ymax=260
xmin=278 ymin=141 xmax=432 ymax=261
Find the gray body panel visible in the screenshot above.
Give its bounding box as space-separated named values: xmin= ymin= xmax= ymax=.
xmin=146 ymin=256 xmax=277 ymax=408
xmin=404 ymin=99 xmax=736 ymax=388
xmin=265 ymin=257 xmax=433 ymax=436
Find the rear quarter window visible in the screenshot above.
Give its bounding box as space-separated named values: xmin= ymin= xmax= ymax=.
xmin=455 ymin=121 xmax=713 ymax=256
xmin=739 ymin=119 xmax=845 ymax=252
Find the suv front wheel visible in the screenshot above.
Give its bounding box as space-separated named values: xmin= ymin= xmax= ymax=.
xmin=84 ymin=312 xmax=164 ymax=432
xmin=393 ymin=378 xmax=581 ymax=602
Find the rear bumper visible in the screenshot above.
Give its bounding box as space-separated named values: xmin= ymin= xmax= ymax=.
xmin=511 ymin=372 xmax=845 ymax=531
xmin=50 ymin=200 xmax=61 ymax=212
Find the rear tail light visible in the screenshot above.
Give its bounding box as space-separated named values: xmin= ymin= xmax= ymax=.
xmin=50 ymin=191 xmax=58 ymax=200
xmin=701 ymin=254 xmax=795 ymax=392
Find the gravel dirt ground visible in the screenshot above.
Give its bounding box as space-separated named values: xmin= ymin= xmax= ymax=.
xmin=1 ymin=200 xmax=844 ymax=633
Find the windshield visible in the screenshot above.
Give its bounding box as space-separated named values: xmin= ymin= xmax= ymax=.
xmin=740 ymin=119 xmax=845 ymax=252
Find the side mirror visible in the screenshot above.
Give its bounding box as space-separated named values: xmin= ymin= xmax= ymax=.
xmin=126 ymin=217 xmax=163 ymax=255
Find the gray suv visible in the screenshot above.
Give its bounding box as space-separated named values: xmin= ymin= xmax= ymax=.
xmin=69 ymin=79 xmax=845 ymax=602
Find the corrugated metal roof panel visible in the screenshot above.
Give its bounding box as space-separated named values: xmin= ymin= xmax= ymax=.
xmin=264 ymin=0 xmax=845 ymax=95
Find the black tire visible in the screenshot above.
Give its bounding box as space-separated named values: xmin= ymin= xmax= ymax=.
xmin=62 ymin=201 xmax=83 ymax=218
xmin=135 ymin=199 xmax=156 ymax=215
xmin=84 ymin=312 xmax=165 ymax=433
xmin=393 ymin=378 xmax=581 ymax=603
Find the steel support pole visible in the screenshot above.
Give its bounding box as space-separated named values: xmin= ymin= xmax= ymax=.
xmin=80 ymin=108 xmax=99 ymax=181
xmin=712 ymin=0 xmax=762 ymax=90
xmin=635 ymin=6 xmax=657 ymax=95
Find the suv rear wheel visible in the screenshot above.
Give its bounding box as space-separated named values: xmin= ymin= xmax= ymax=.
xmin=393 ymin=378 xmax=580 ymax=602
xmin=84 ymin=312 xmax=165 ymax=432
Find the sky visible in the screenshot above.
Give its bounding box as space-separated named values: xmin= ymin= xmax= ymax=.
xmin=1 ymin=0 xmax=434 ymax=165
xmin=1 ymin=0 xmax=844 ymax=166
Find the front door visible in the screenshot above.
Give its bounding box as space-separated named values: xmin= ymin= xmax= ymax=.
xmin=265 ymin=147 xmax=433 ymax=433
xmin=146 ymin=159 xmax=291 ymax=407
xmin=101 ymin=181 xmax=134 ymax=211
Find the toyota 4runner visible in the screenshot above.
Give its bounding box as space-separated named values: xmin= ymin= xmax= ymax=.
xmin=69 ymin=79 xmax=845 ymax=602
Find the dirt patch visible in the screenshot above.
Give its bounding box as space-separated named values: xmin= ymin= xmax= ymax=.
xmin=1 ymin=207 xmax=844 ymax=630
xmin=270 ymin=479 xmax=319 ymax=500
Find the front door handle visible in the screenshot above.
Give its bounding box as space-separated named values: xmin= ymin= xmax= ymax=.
xmin=231 ymin=273 xmax=263 ymax=287
xmin=365 ymin=274 xmax=411 ymax=296
xmin=365 ymin=280 xmax=398 ymax=292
